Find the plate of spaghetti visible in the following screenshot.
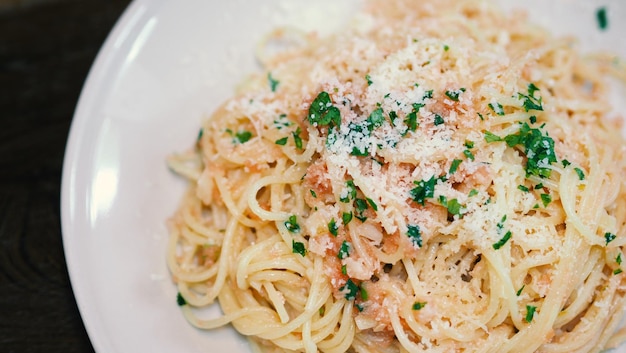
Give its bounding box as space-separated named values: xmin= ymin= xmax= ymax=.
xmin=61 ymin=0 xmax=626 ymax=352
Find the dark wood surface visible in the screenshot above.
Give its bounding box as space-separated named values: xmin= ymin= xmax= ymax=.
xmin=0 ymin=1 xmax=131 ymax=351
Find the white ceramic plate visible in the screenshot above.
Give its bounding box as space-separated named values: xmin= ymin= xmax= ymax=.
xmin=61 ymin=0 xmax=626 ymax=352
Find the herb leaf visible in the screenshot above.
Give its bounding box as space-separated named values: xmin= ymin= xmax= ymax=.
xmin=518 ymin=83 xmax=543 ymax=112
xmin=525 ymin=305 xmax=537 ymax=322
xmin=445 ymin=88 xmax=466 ymax=101
xmin=268 ymin=72 xmax=280 ymax=92
xmin=284 ymin=215 xmax=300 ymax=233
xmin=410 ymin=176 xmax=437 ymax=205
xmin=493 ymin=230 xmax=512 ymax=250
xmin=275 ymin=137 xmax=288 ymax=145
xmin=407 ymin=225 xmax=422 ymax=247
xmin=338 ymin=241 xmax=352 ymax=259
xmin=176 ymin=292 xmax=187 ymax=306
xmin=341 ymin=279 xmax=359 ymax=300
xmin=308 ymin=91 xmax=341 ymax=127
xmin=412 ymin=302 xmax=427 ymax=310
xmin=292 ymin=240 xmax=306 ymax=256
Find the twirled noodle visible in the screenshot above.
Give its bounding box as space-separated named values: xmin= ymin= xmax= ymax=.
xmin=166 ymin=0 xmax=626 ymax=352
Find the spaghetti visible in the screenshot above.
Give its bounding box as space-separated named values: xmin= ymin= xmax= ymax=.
xmin=167 ymin=1 xmax=626 ymax=352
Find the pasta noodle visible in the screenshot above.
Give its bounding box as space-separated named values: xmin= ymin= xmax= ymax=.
xmin=166 ymin=0 xmax=626 ymax=352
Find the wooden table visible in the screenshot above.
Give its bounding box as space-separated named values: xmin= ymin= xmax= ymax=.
xmin=0 ymin=1 xmax=131 ymax=351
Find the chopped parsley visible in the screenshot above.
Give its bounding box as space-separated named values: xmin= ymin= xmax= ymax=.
xmin=404 ymin=110 xmax=419 ymax=132
xmin=338 ymin=241 xmax=352 ymax=259
xmin=292 ymin=127 xmax=303 ymax=149
xmin=292 ymin=240 xmax=306 ymax=256
xmin=525 ymin=305 xmax=537 ymax=322
xmin=445 ymin=88 xmax=466 ymax=101
xmin=308 ymin=91 xmax=341 ymax=127
xmin=412 ymin=302 xmax=427 ymax=310
xmin=574 ymin=167 xmax=585 ymax=180
xmin=340 ymin=180 xmax=357 ymax=203
xmin=328 ymin=219 xmax=338 ymax=236
xmin=365 ymin=74 xmax=373 ymax=86
xmin=366 ymin=108 xmax=385 ymax=131
xmin=360 ymin=283 xmax=369 ymax=300
xmin=273 ymin=114 xmax=291 ymax=129
xmin=485 ymin=122 xmax=557 ymax=178
xmin=488 ymin=102 xmax=505 ymax=115
xmin=342 ymin=212 xmax=353 ymax=226
xmin=268 ymin=72 xmax=280 ymax=92
xmin=529 ymin=115 xmax=537 ymax=124
xmin=275 ymin=137 xmax=288 ymax=145
xmin=597 ymin=7 xmax=608 ymax=31
xmin=443 ymin=44 xmax=450 ymax=51
xmin=493 ymin=230 xmax=512 ymax=250
xmin=284 ymin=215 xmax=300 ymax=233
xmin=407 ymin=224 xmax=422 ymax=247
xmin=518 ymin=83 xmax=543 ymax=112
xmin=226 ymin=129 xmax=253 ymax=144
xmin=518 ymin=185 xmax=530 ymax=192
xmin=433 ymin=114 xmax=445 ymax=126
xmin=366 ymin=198 xmax=378 ymax=211
xmin=439 ymin=196 xmax=465 ymax=216
xmin=562 ymin=159 xmax=571 ymax=167
xmin=484 ymin=131 xmax=502 ymax=143
xmin=310 ymin=189 xmax=317 ymax=198
xmin=410 ymin=176 xmax=437 ymax=205
xmin=341 ymin=278 xmax=359 ymax=300
xmin=516 ymin=285 xmax=525 ymax=296
xmin=468 ymin=189 xmax=479 ymax=197
xmin=463 ymin=149 xmax=475 ymax=160
xmin=541 ymin=193 xmax=552 ymax=207
xmin=605 ymin=232 xmax=617 ymax=245
xmin=614 ymin=268 xmax=623 ymax=275
xmin=196 ymin=128 xmax=204 ymax=143
xmin=449 ymin=159 xmax=463 ymax=175
xmin=354 ymin=198 xmax=369 ymax=222
xmin=176 ymin=292 xmax=187 ymax=306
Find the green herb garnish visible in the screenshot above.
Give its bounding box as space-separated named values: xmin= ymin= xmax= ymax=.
xmin=410 ymin=176 xmax=437 ymax=205
xmin=275 ymin=137 xmax=288 ymax=146
xmin=292 ymin=240 xmax=306 ymax=256
xmin=574 ymin=167 xmax=585 ymax=180
xmin=340 ymin=180 xmax=357 ymax=203
xmin=341 ymin=279 xmax=359 ymax=300
xmin=597 ymin=7 xmax=608 ymax=31
xmin=308 ymin=91 xmax=341 ymax=127
xmin=605 ymin=232 xmax=617 ymax=245
xmin=449 ymin=159 xmax=463 ymax=175
xmin=525 ymin=305 xmax=537 ymax=322
xmin=518 ymin=83 xmax=543 ymax=112
xmin=268 ymin=72 xmax=280 ymax=92
xmin=445 ymin=88 xmax=466 ymax=101
xmin=434 ymin=114 xmax=445 ymax=125
xmin=328 ymin=219 xmax=338 ymax=236
xmin=176 ymin=292 xmax=187 ymax=306
xmin=488 ymin=102 xmax=505 ymax=115
xmin=541 ymin=193 xmax=552 ymax=207
xmin=342 ymin=212 xmax=353 ymax=226
xmin=493 ymin=230 xmax=512 ymax=250
xmin=338 ymin=241 xmax=352 ymax=259
xmin=407 ymin=225 xmax=422 ymax=247
xmin=284 ymin=215 xmax=300 ymax=233
xmin=412 ymin=302 xmax=427 ymax=310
